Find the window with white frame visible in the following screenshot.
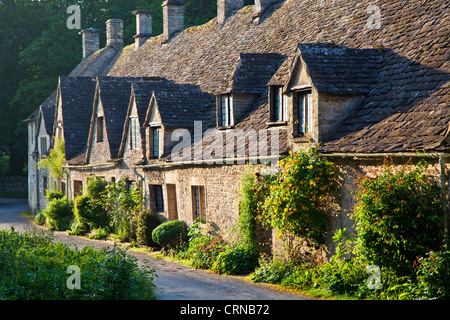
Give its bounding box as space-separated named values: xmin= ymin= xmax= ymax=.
xmin=130 ymin=116 xmax=140 ymax=150
xmin=219 ymin=94 xmax=233 ymax=127
xmin=271 ymin=86 xmax=287 ymax=122
xmin=192 ymin=185 xmax=205 ymax=220
xmin=296 ymin=91 xmax=313 ymax=135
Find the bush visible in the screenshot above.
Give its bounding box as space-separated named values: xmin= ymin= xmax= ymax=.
xmin=353 ymin=162 xmax=445 ymax=277
xmin=258 ymin=148 xmax=336 ymax=245
xmin=34 ymin=211 xmax=45 ymax=225
xmin=45 ymin=190 xmax=64 ymax=201
xmin=136 ymin=210 xmax=161 ymax=247
xmin=71 ymin=178 xmax=109 ymax=235
xmin=42 ymin=196 xmax=73 ymax=231
xmin=188 ymin=235 xmax=228 ymax=269
xmin=237 ymin=170 xmax=259 ymax=252
xmin=252 ymin=255 xmax=294 ymax=284
xmin=212 ymin=246 xmax=259 ymax=275
xmin=72 ymin=194 xmax=109 ymax=235
xmin=0 ymin=228 xmax=156 ymax=300
xmin=152 ymin=220 xmax=187 ymax=249
xmin=87 ymin=177 xmax=108 ymax=199
xmin=416 ymin=249 xmax=450 ymax=299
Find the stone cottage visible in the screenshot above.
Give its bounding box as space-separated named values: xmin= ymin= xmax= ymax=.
xmin=27 ymin=0 xmax=449 ymax=257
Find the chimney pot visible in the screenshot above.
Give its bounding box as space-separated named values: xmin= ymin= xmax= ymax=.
xmin=162 ymin=0 xmax=184 ymax=42
xmin=217 ymin=0 xmax=244 ymax=24
xmin=106 ymin=19 xmax=123 ymax=47
xmin=81 ymin=28 xmax=100 ymax=59
xmin=133 ymin=10 xmax=154 ymax=49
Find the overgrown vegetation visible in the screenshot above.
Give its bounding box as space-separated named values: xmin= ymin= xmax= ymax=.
xmin=257 ymin=148 xmax=337 ymax=245
xmin=37 ymin=137 xmax=65 ymax=181
xmin=250 ymin=160 xmax=450 ymax=300
xmin=36 ymin=177 xmax=162 ymax=246
xmin=0 ymin=228 xmax=156 ymax=300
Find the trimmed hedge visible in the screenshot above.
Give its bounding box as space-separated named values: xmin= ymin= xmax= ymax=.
xmin=152 ymin=220 xmax=187 ymax=248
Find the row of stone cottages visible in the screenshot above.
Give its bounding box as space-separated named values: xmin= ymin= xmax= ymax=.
xmin=25 ymin=0 xmax=449 ymax=258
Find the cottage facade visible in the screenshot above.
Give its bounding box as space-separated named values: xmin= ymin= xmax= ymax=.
xmin=27 ymin=0 xmax=449 ymax=257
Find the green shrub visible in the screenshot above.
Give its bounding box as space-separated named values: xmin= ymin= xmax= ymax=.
xmin=42 ymin=196 xmax=73 ymax=231
xmin=237 ymin=170 xmax=259 ymax=252
xmin=34 ymin=211 xmax=45 ymax=225
xmin=353 ymin=162 xmax=445 ymax=277
xmin=0 ymin=228 xmax=156 ymax=300
xmin=45 ymin=190 xmax=64 ymax=201
xmin=252 ymin=255 xmax=294 ymax=284
xmin=212 ymin=246 xmax=259 ymax=275
xmin=87 ymin=177 xmax=108 ymax=199
xmin=416 ymin=249 xmax=450 ymax=299
xmin=72 ymin=194 xmax=109 ymax=235
xmin=136 ymin=210 xmax=161 ymax=247
xmin=152 ymin=220 xmax=187 ymax=249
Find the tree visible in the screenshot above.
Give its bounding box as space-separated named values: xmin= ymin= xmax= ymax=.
xmin=0 ymin=0 xmax=218 ymax=175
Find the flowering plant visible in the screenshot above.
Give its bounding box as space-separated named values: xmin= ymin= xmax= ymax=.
xmin=257 ymin=148 xmax=336 ymax=245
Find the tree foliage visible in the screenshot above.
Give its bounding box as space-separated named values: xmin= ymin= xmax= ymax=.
xmin=0 ymin=0 xmax=217 ymax=175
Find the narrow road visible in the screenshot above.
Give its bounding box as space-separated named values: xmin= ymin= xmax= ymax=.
xmin=0 ymin=198 xmax=311 ymax=300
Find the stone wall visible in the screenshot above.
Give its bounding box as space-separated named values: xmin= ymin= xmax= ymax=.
xmin=0 ymin=175 xmax=28 ymax=193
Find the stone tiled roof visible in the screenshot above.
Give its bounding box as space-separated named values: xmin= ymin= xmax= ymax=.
xmin=41 ymin=104 xmax=55 ymax=136
xmin=223 ymin=53 xmax=286 ymax=95
xmin=58 ymin=76 xmax=97 ymax=161
xmin=108 ymin=0 xmax=449 ymax=154
xmin=294 ymin=43 xmax=383 ymax=95
xmin=151 ymin=84 xmax=216 ymax=128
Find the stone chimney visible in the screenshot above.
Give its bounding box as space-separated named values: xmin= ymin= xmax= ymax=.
xmin=217 ymin=0 xmax=244 ymax=24
xmin=133 ymin=10 xmax=154 ymax=49
xmin=81 ymin=28 xmax=100 ymax=59
xmin=162 ymin=0 xmax=184 ymax=42
xmin=254 ymin=0 xmax=283 ymax=18
xmin=106 ymin=19 xmax=123 ymax=47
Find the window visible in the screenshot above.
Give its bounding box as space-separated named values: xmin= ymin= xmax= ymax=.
xmin=130 ymin=117 xmax=140 ymax=150
xmin=40 ymin=137 xmax=47 ymax=156
xmin=73 ymin=180 xmax=83 ymax=197
xmin=271 ymin=86 xmax=287 ymax=122
xmin=192 ymin=186 xmax=205 ymax=220
xmin=96 ymin=116 xmax=104 ymax=142
xmin=219 ymin=94 xmax=233 ymax=127
xmin=151 ymin=127 xmax=160 ymax=158
xmin=297 ymin=91 xmax=313 ymax=135
xmin=150 ymin=185 xmax=164 ymax=212
xmin=43 ymin=176 xmax=48 ymax=193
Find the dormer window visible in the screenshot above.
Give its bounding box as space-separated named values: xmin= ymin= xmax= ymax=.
xmin=218 ymin=94 xmax=233 ymax=127
xmin=151 ymin=127 xmax=161 ymax=158
xmin=96 ymin=116 xmax=104 ymax=142
xmin=130 ymin=116 xmax=140 ymax=150
xmin=296 ymin=91 xmax=313 ymax=135
xmin=270 ymin=86 xmax=287 ymax=122
xmin=40 ymin=137 xmax=48 ymax=156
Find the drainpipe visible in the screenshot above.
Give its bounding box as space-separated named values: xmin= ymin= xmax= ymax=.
xmin=439 ymin=155 xmax=449 ymax=248
xmin=35 ymin=158 xmax=40 ymax=212
xmin=62 ymin=167 xmax=70 ymax=199
xmin=133 ymin=167 xmax=145 ymax=208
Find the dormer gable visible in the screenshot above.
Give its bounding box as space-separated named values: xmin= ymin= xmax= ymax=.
xmin=216 ymin=52 xmax=285 ymax=129
xmin=270 ymin=43 xmax=383 ymax=143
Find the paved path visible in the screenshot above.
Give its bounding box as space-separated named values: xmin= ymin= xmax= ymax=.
xmin=0 ymin=198 xmax=311 ymax=300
